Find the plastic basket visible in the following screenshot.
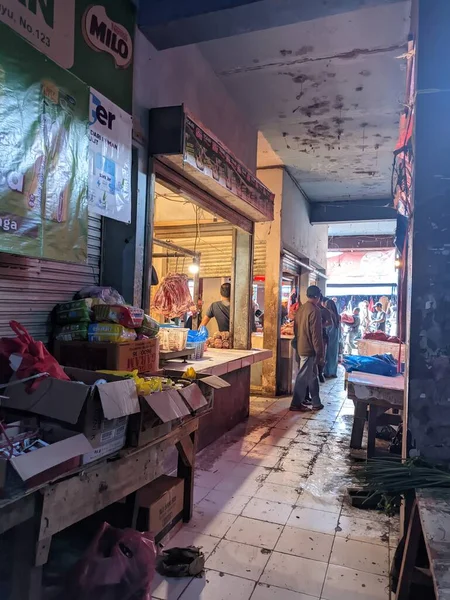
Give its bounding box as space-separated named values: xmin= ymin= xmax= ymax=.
xmin=187 ymin=341 xmax=205 ymax=360
xmin=159 ymin=327 xmax=189 ymax=351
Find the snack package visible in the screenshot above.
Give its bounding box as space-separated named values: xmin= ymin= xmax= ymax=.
xmin=56 ymin=299 xmax=94 ymax=324
xmin=98 ymin=370 xmax=164 ymax=395
xmin=93 ymin=304 xmax=144 ymax=329
xmin=88 ymin=323 xmax=137 ymax=343
xmin=54 ymin=323 xmax=89 ymax=342
xmin=137 ymin=314 xmax=160 ymax=338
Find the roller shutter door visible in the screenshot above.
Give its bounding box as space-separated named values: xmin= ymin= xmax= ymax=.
xmin=0 ymin=215 xmax=102 ymax=342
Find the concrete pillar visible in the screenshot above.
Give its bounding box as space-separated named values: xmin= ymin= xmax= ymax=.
xmin=257 ymin=168 xmax=283 ymax=396
xmin=405 ymin=0 xmax=450 ymax=461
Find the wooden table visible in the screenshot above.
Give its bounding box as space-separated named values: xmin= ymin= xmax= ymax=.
xmin=0 ymin=417 xmax=199 ymax=600
xmin=347 ymin=372 xmax=404 ymax=458
xmin=396 ymin=488 xmax=450 ymax=599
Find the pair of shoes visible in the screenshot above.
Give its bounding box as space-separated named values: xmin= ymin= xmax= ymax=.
xmin=311 ymin=403 xmax=325 ymax=411
xmin=289 ymin=404 xmax=312 ymax=412
xmin=304 ymin=397 xmax=312 ymax=405
xmin=318 ymin=374 xmax=326 ymax=383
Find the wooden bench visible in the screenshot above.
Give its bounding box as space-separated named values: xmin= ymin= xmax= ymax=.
xmin=346 ymin=372 xmax=404 ymax=458
xmin=0 ymin=417 xmax=199 ymax=600
xmin=396 ymin=488 xmax=450 ymax=600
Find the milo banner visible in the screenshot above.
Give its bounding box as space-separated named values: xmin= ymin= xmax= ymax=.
xmin=0 ymin=26 xmax=89 ymax=263
xmin=0 ymin=1 xmax=134 ymax=112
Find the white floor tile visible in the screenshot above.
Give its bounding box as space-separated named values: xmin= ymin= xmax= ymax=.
xmin=337 ymin=515 xmax=390 ymax=546
xmin=251 ymin=582 xmax=319 ymax=600
xmin=242 ymin=497 xmax=293 ymax=525
xmin=180 ymin=569 xmax=255 ymax=600
xmin=206 ymin=539 xmax=271 ymax=580
xmin=275 ymin=526 xmax=334 ymax=562
xmin=260 ymin=551 xmax=327 ymax=597
xmin=229 ymin=463 xmax=270 ymax=482
xmin=256 ymin=434 xmax=295 ymax=448
xmin=195 ymin=486 xmax=213 ymax=504
xmin=321 ymin=564 xmax=389 ymax=600
xmin=242 ymin=446 xmax=285 ymax=468
xmin=164 ymin=529 xmax=220 ymax=558
xmin=214 ymin=476 xmax=264 ymax=497
xmin=287 ymin=507 xmax=339 ymax=535
xmin=184 ymin=508 xmax=237 ymax=538
xmin=198 ymin=490 xmax=252 ymax=516
xmin=225 ymin=515 xmax=283 ymax=549
xmin=294 ymin=490 xmax=343 ymax=514
xmin=278 ymin=459 xmax=312 ymax=475
xmin=330 ymin=537 xmax=390 ymax=576
xmin=269 ymin=427 xmax=300 ymax=440
xmin=151 ymin=572 xmax=192 ymax=600
xmin=255 ymin=482 xmax=299 ymax=505
xmin=266 ymin=470 xmax=307 ymax=488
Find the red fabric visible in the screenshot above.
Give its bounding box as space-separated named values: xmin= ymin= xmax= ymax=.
xmin=61 ymin=522 xmax=156 ymax=600
xmin=0 ymin=321 xmax=70 ymax=390
xmin=341 ymin=313 xmax=355 ymax=325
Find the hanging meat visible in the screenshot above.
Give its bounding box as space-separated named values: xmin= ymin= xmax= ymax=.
xmin=152 ymin=273 xmax=195 ymax=318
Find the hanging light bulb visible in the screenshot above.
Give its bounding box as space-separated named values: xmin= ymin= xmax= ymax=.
xmin=188 ymin=257 xmax=199 ymax=274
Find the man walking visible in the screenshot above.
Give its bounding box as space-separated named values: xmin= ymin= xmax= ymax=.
xmin=290 ymin=285 xmax=324 ymax=412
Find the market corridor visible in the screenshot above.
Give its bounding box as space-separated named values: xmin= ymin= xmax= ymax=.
xmin=152 ymin=369 xmax=399 ymax=600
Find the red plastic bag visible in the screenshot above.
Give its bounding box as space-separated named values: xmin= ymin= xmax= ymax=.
xmin=61 ymin=523 xmax=156 ymax=600
xmin=0 ymin=321 xmax=70 ymax=390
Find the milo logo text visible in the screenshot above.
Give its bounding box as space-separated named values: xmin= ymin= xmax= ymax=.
xmin=83 ymin=5 xmax=132 ymax=69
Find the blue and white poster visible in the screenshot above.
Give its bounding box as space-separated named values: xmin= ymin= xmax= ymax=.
xmin=88 ymin=88 xmax=132 ymax=223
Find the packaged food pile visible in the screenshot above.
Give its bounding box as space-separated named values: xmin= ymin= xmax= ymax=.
xmin=205 ymin=331 xmax=232 ymax=349
xmin=53 ymin=286 xmax=160 ymax=344
xmin=281 ymin=322 xmax=294 ymax=337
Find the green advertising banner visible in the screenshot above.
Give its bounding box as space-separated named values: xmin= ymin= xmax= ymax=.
xmin=0 ymin=25 xmax=89 ymax=263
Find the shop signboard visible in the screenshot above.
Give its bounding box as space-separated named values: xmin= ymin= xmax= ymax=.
xmin=327 ymin=250 xmax=397 ymax=285
xmin=183 ymin=116 xmax=275 ymax=222
xmin=0 ymin=26 xmax=89 ymax=263
xmin=0 ymin=0 xmax=76 ymax=69
xmin=88 ymin=88 xmax=132 ymax=223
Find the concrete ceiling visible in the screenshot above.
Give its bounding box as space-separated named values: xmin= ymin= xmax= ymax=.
xmin=198 ymin=1 xmax=411 ymax=203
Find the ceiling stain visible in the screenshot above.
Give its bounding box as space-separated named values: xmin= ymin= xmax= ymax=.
xmin=355 ymin=86 xmax=364 ymax=92
xmin=280 ymin=49 xmax=293 ymax=56
xmin=359 ymin=69 xmax=371 ymax=77
xmin=295 ymin=45 xmax=314 ymax=56
xmin=354 ymin=170 xmax=377 ymax=176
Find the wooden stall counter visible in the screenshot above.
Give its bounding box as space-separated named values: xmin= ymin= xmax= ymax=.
xmin=165 ymin=348 xmax=272 ymax=451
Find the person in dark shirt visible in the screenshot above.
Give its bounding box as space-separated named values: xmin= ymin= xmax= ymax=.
xmin=373 ymin=302 xmax=387 ymax=332
xmin=201 ymin=283 xmax=231 ymax=332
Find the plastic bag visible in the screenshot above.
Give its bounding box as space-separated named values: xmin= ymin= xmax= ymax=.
xmin=54 ymin=323 xmax=89 ymax=342
xmin=156 ymin=547 xmax=205 ymax=578
xmin=187 ymin=326 xmax=209 ymax=343
xmin=88 ymin=323 xmax=137 ymax=343
xmin=60 ymin=522 xmax=156 ymax=600
xmin=137 ymin=314 xmax=160 ymax=339
xmin=343 ymin=353 xmax=398 ymax=377
xmin=55 ymin=299 xmax=94 ymax=325
xmin=75 ymin=286 xmax=126 ymax=305
xmin=94 ymin=305 xmax=144 ymax=329
xmin=0 ymin=321 xmax=70 ymax=390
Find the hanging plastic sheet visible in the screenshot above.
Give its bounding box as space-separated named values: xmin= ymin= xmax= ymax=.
xmin=0 ymin=25 xmax=89 ymax=263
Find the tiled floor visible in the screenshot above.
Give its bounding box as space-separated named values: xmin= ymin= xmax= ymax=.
xmin=152 ymin=368 xmax=398 ymax=600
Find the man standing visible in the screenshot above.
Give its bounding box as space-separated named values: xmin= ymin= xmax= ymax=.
xmin=290 ymin=285 xmax=324 ymax=412
xmin=201 ymin=283 xmax=231 ymax=332
xmin=373 ymin=302 xmax=386 ymax=332
xmin=344 ymin=307 xmax=361 ymax=354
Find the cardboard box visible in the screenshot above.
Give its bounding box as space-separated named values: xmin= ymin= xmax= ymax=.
xmin=128 ymin=375 xmax=228 ymax=447
xmin=53 ymin=338 xmax=160 ymax=374
xmin=0 ymin=420 xmax=93 ymax=492
xmin=137 ymin=475 xmax=184 ymax=544
xmin=3 ymin=367 xmax=140 ymax=464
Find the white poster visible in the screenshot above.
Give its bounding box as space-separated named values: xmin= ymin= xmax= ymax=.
xmin=0 ymin=0 xmax=75 ymax=69
xmin=88 ymin=88 xmax=132 ymax=223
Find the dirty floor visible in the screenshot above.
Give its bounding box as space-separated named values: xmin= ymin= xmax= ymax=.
xmin=152 ymin=368 xmax=399 ymax=600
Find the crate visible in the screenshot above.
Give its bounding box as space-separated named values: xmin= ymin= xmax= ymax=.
xmin=187 ymin=341 xmax=205 ymax=360
xmin=53 ymin=338 xmax=159 ymax=374
xmin=158 ymin=328 xmax=189 ymax=352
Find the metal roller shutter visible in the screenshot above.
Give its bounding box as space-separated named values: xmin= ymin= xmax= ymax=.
xmin=0 ymin=215 xmax=102 ymax=342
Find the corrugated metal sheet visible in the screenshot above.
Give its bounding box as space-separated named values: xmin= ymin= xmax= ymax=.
xmin=0 ymin=215 xmax=102 ymax=341
xmin=161 ymin=234 xmax=266 ymax=279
